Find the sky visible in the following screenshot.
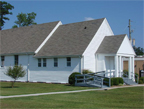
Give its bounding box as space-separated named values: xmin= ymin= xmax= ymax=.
xmin=3 ymin=0 xmax=144 ymax=48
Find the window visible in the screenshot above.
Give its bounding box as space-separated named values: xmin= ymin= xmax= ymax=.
xmin=43 ymin=58 xmax=46 ymax=67
xmin=14 ymin=55 xmax=18 ymax=65
xmin=67 ymin=57 xmax=71 ymax=67
xmin=38 ymin=58 xmax=41 ymax=67
xmin=54 ymin=58 xmax=58 ymax=67
xmin=1 ymin=56 xmax=5 ymax=67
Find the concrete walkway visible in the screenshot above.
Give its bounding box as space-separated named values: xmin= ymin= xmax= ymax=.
xmin=0 ymin=84 xmax=143 ymax=99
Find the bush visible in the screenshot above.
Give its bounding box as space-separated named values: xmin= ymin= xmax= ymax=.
xmin=102 ymin=77 xmax=124 ymax=86
xmin=68 ymin=72 xmax=81 ymax=86
xmin=139 ymin=77 xmax=144 ymax=83
xmin=103 ymin=78 xmax=113 ymax=86
xmin=139 ymin=80 xmax=143 ymax=84
xmin=118 ymin=77 xmax=124 ymax=84
xmin=135 ymin=73 xmax=139 ymax=82
xmin=123 ymin=70 xmax=128 ymax=77
xmin=82 ymin=69 xmax=93 ymax=74
xmin=113 ymin=78 xmax=119 ymax=85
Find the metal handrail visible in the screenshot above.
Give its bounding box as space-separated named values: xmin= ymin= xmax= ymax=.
xmin=75 ymin=71 xmax=111 ymax=87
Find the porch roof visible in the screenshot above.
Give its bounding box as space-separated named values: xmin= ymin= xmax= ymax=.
xmin=96 ymin=34 xmax=126 ymax=54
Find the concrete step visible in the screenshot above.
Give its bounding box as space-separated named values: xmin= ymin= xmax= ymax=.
xmin=123 ymin=78 xmax=138 ymax=85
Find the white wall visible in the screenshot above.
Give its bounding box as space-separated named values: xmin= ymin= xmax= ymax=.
xmin=0 ymin=55 xmax=28 ymax=81
xmin=0 ymin=55 xmax=81 ymax=83
xmin=117 ymin=35 xmax=135 ymax=55
xmin=83 ymin=18 xmax=114 ymax=72
xmin=96 ymin=54 xmax=115 ymax=77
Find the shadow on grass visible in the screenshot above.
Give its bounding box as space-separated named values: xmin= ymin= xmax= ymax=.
xmin=1 ymin=86 xmax=19 ymax=88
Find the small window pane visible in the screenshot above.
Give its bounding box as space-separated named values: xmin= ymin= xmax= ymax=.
xmin=14 ymin=55 xmax=18 ymax=65
xmin=43 ymin=63 xmax=46 ymax=67
xmin=67 ymin=62 xmax=71 ymax=66
xmin=67 ymin=57 xmax=71 ymax=61
xmin=38 ymin=59 xmax=41 ymax=62
xmin=67 ymin=57 xmax=71 ymax=67
xmin=38 ymin=59 xmax=41 ymax=67
xmin=1 ymin=56 xmax=4 ymax=61
xmin=1 ymin=56 xmax=4 ymax=67
xmin=38 ymin=63 xmax=41 ymax=67
xmin=43 ymin=58 xmax=46 ymax=67
xmin=54 ymin=58 xmax=58 ymax=67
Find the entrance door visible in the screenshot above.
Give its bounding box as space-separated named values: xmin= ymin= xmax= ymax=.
xmin=105 ymin=56 xmax=114 ymax=77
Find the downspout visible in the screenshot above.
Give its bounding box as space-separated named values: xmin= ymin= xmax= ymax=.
xmin=27 ymin=53 xmax=30 ymax=82
xmin=80 ymin=56 xmax=84 ymax=74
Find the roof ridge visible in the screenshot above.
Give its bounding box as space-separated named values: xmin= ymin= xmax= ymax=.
xmin=62 ymin=18 xmax=105 ymax=26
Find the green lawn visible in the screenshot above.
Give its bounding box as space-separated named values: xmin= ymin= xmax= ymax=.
xmin=0 ymin=82 xmax=94 ymax=96
xmin=1 ymin=87 xmax=143 ymax=109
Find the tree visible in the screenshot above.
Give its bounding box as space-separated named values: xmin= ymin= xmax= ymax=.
xmin=12 ymin=12 xmax=37 ymax=28
xmin=0 ymin=1 xmax=14 ymax=30
xmin=133 ymin=46 xmax=144 ymax=56
xmin=4 ymin=65 xmax=26 ymax=88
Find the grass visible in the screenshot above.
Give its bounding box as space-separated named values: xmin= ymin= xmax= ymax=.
xmin=0 ymin=82 xmax=95 ymax=96
xmin=1 ymin=86 xmax=144 ymax=109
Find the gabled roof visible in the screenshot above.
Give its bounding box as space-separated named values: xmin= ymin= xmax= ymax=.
xmin=35 ymin=18 xmax=105 ymax=57
xmin=0 ymin=21 xmax=59 ymax=55
xmin=96 ymin=34 xmax=126 ymax=54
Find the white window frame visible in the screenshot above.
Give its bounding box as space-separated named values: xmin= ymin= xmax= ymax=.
xmin=1 ymin=56 xmax=5 ymax=67
xmin=38 ymin=58 xmax=41 ymax=67
xmin=54 ymin=58 xmax=58 ymax=67
xmin=67 ymin=57 xmax=71 ymax=67
xmin=43 ymin=58 xmax=46 ymax=67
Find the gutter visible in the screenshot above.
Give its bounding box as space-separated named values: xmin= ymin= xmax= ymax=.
xmin=0 ymin=52 xmax=34 ymax=56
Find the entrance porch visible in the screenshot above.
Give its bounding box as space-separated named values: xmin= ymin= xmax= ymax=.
xmin=96 ymin=54 xmax=135 ymax=81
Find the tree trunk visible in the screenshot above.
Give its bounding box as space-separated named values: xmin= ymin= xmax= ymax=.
xmin=11 ymin=80 xmax=16 ymax=88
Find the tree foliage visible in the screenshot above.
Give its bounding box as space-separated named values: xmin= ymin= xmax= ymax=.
xmin=5 ymin=65 xmax=26 ymax=88
xmin=133 ymin=46 xmax=144 ymax=56
xmin=12 ymin=12 xmax=37 ymax=28
xmin=0 ymin=1 xmax=14 ymax=30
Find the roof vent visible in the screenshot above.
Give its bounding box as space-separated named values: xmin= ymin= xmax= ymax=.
xmin=84 ymin=27 xmax=87 ymax=29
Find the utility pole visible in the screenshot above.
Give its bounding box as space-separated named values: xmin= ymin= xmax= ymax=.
xmin=128 ymin=19 xmax=133 ymax=45
xmin=128 ymin=19 xmax=131 ymax=40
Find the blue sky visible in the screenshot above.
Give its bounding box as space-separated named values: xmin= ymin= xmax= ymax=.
xmin=3 ymin=0 xmax=144 ymax=48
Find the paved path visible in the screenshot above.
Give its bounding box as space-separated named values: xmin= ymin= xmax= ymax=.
xmin=0 ymin=84 xmax=143 ymax=99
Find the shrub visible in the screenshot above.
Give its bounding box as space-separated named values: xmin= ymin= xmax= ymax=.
xmin=103 ymin=77 xmax=124 ymax=86
xmin=123 ymin=70 xmax=128 ymax=77
xmin=82 ymin=69 xmax=93 ymax=74
xmin=139 ymin=77 xmax=144 ymax=83
xmin=103 ymin=78 xmax=113 ymax=86
xmin=68 ymin=72 xmax=81 ymax=86
xmin=139 ymin=80 xmax=143 ymax=84
xmin=135 ymin=73 xmax=139 ymax=82
xmin=118 ymin=77 xmax=124 ymax=84
xmin=113 ymin=78 xmax=119 ymax=85
xmin=112 ymin=77 xmax=123 ymax=86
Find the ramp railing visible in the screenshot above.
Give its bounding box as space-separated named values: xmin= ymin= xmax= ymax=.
xmin=75 ymin=71 xmax=111 ymax=87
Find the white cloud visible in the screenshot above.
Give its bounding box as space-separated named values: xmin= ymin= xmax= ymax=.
xmin=84 ymin=17 xmax=94 ymax=21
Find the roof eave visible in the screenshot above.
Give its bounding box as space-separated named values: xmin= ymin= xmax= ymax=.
xmin=0 ymin=52 xmax=35 ymax=56
xmin=34 ymin=54 xmax=83 ymax=58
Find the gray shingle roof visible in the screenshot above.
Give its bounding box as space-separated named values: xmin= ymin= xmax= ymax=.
xmin=96 ymin=34 xmax=126 ymax=54
xmin=35 ymin=18 xmax=105 ymax=57
xmin=0 ymin=21 xmax=59 ymax=55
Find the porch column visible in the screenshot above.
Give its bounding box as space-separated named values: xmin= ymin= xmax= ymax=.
xmin=121 ymin=57 xmax=123 ymax=72
xmin=132 ymin=56 xmax=135 ymax=81
xmin=119 ymin=56 xmax=122 ymax=77
xmin=128 ymin=57 xmax=132 ymax=79
xmin=115 ymin=55 xmax=118 ymax=77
